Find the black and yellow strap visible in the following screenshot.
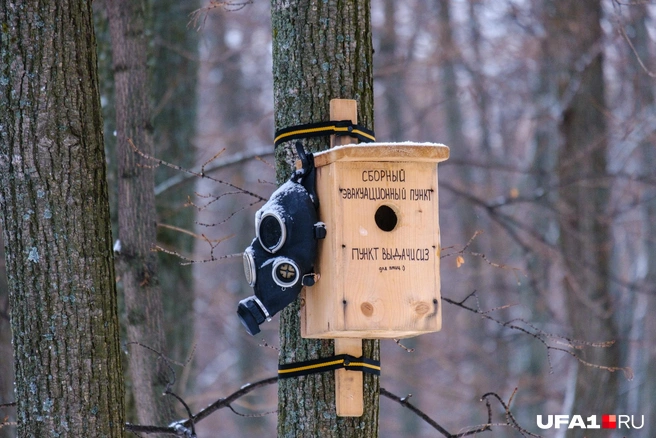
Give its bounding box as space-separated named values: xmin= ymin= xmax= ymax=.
xmin=274 ymin=120 xmax=375 ymax=149
xmin=278 ymin=354 xmax=381 ymax=379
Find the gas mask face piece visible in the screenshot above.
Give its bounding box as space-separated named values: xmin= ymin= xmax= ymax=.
xmin=237 ymin=144 xmax=325 ymax=335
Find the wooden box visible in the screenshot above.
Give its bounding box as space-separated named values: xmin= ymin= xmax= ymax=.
xmin=301 ymin=143 xmax=450 ymax=339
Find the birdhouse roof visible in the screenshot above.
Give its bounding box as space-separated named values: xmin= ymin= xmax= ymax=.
xmin=312 ymin=142 xmax=450 ymax=168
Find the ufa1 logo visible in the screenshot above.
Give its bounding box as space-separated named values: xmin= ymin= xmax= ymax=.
xmin=537 ymin=414 xmax=644 ymax=430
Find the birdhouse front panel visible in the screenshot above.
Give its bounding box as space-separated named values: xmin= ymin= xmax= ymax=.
xmin=301 ymin=143 xmax=449 ymax=339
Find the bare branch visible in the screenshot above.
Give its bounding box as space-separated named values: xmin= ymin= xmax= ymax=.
xmin=392 ymin=339 xmax=415 ymax=353
xmin=380 ymin=388 xmax=455 ymax=437
xmin=0 ymin=421 xmax=17 ymax=430
xmin=480 ymin=391 xmax=542 ymax=438
xmin=382 ymin=386 xmax=541 ymax=437
xmin=128 ymin=138 xmax=267 ymax=202
xmin=189 ymin=1 xmax=254 ymax=31
xmin=114 ymin=375 xmax=543 ymax=438
xmin=258 ymin=339 xmax=280 ymax=352
xmin=166 ymin=391 xmax=196 ymax=437
xmin=152 ymin=244 xmax=241 ymax=266
xmin=0 ymin=403 xmax=17 ymax=432
xmin=441 ymin=230 xmax=525 ymax=283
xmin=442 ymin=292 xmax=634 ymax=379
xmin=156 ymin=223 xmax=224 ymax=242
xmin=125 ymin=376 xmax=279 ymax=435
xmin=186 ymin=376 xmax=278 ymax=426
xmin=154 ymin=146 xmax=273 ymax=196
xmin=226 ymin=404 xmax=277 ymax=418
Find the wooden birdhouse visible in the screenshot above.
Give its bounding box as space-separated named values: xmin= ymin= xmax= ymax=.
xmin=301 ymin=141 xmax=450 ymax=339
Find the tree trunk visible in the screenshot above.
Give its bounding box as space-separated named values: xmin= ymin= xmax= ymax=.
xmin=105 ymin=0 xmax=173 ymax=429
xmin=378 ymin=0 xmax=403 ymax=141
xmin=0 ymin=224 xmax=15 ymax=437
xmin=626 ymin=4 xmax=656 ymax=436
xmin=271 ymin=1 xmax=380 ymax=436
xmin=151 ymin=0 xmax=198 ymax=397
xmin=0 ymin=2 xmax=125 ymax=436
xmin=544 ymin=0 xmax=619 ymax=427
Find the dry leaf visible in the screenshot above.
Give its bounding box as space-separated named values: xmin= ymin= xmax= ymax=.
xmin=456 ymin=255 xmax=465 ymax=268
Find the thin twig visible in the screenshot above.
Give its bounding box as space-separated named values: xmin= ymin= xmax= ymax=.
xmin=189 ymin=1 xmax=254 ymax=31
xmin=380 ymin=388 xmax=454 ymax=437
xmin=226 ymin=404 xmax=277 ymax=418
xmin=128 ymin=138 xmax=267 ymax=202
xmin=154 ymin=146 xmax=273 ymax=196
xmin=393 ymin=339 xmax=415 ymax=353
xmin=614 ymin=1 xmax=656 ymax=77
xmin=442 ymin=292 xmax=633 ymax=379
xmin=185 ymin=376 xmax=278 ymax=426
xmin=481 ymin=392 xmax=542 ymax=438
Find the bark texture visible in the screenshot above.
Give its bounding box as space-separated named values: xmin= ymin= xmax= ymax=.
xmin=0 ymin=2 xmax=125 ymax=436
xmin=271 ymin=1 xmax=380 ymax=436
xmin=105 ymin=0 xmax=173 ymax=428
xmin=0 ymin=224 xmax=13 ymax=437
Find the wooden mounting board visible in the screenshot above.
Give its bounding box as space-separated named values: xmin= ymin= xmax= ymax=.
xmin=330 ymin=99 xmax=364 ymax=418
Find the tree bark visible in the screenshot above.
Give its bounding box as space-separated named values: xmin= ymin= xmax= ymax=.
xmin=544 ymin=0 xmax=619 ymax=427
xmin=0 ymin=2 xmax=125 ymax=436
xmin=105 ymin=0 xmax=173 ymax=429
xmin=271 ymin=1 xmax=380 ymax=436
xmin=0 ymin=225 xmax=15 ymax=437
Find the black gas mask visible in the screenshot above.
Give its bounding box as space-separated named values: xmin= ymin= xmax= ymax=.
xmin=237 ymin=143 xmax=325 ymax=335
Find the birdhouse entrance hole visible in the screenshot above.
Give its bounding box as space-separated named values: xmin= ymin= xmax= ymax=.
xmin=374 ymin=204 xmax=398 ymax=232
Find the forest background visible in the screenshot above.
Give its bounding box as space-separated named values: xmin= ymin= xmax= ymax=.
xmin=1 ymin=0 xmax=655 ymax=437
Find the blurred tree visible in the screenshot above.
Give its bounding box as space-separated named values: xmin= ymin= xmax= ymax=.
xmin=151 ymin=0 xmax=199 ymax=396
xmin=543 ymin=0 xmax=620 ymax=426
xmin=515 ymin=0 xmax=560 ymax=427
xmin=378 ymin=0 xmax=404 ymax=141
xmin=271 ymin=0 xmax=380 ymax=436
xmin=105 ymin=0 xmax=174 ymax=429
xmin=622 ymin=3 xmax=656 ymax=436
xmin=0 ymin=1 xmax=124 ymax=436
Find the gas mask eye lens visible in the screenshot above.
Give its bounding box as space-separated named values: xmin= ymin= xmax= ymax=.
xmin=272 ymin=258 xmax=300 ymax=288
xmin=243 ymin=248 xmax=256 ymax=287
xmin=257 ymin=212 xmax=286 ymax=253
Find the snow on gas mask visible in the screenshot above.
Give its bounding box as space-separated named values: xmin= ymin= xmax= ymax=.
xmin=237 ymin=143 xmax=325 ymax=335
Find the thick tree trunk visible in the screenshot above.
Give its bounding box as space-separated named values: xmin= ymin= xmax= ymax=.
xmin=544 ymin=0 xmax=619 ymax=428
xmin=0 ymin=2 xmax=125 ymax=436
xmin=105 ymin=0 xmax=173 ymax=429
xmin=271 ymin=1 xmax=380 ymax=436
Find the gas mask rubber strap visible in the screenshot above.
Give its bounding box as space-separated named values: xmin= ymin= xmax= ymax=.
xmin=292 ymin=141 xmax=319 ymax=209
xmin=252 ymin=296 xmax=272 ymax=322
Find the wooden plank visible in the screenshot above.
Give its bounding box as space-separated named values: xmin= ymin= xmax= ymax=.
xmin=330 ymin=98 xmax=358 ymax=148
xmin=334 ymin=338 xmax=364 ymax=417
xmin=330 ymin=99 xmax=364 ymax=417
